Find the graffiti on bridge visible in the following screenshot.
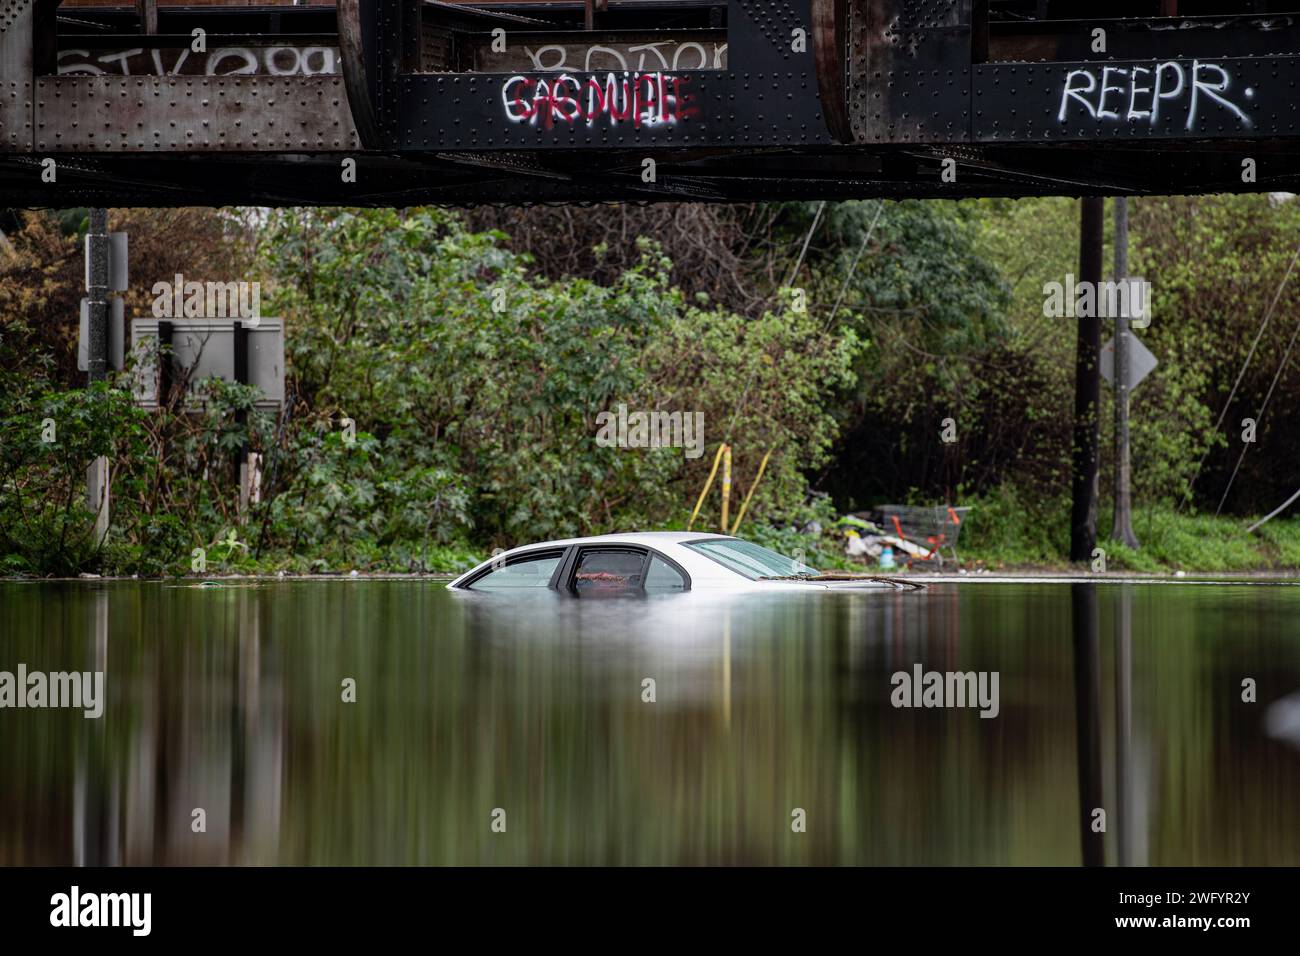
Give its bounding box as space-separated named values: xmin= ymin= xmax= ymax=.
xmin=503 ymin=72 xmax=702 ymax=129
xmin=1057 ymin=60 xmax=1254 ymax=129
xmin=57 ymin=46 xmax=340 ymax=77
xmin=473 ymin=36 xmax=727 ymax=74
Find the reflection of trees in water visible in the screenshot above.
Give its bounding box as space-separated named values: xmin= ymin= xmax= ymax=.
xmin=4 ymin=582 xmax=1300 ymax=864
xmin=831 ymin=585 xmax=1086 ymax=864
xmin=64 ymin=587 xmax=285 ymax=865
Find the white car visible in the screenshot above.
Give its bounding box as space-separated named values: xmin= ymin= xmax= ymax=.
xmin=447 ymin=532 xmax=917 ymax=594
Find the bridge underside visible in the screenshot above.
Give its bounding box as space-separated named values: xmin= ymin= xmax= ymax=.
xmin=6 ymin=141 xmax=1300 ymax=207
xmin=3 ymin=1 xmax=1300 ymax=206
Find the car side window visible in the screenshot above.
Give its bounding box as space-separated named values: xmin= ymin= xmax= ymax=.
xmin=468 ymin=553 xmax=562 ymax=590
xmin=645 ymin=556 xmax=686 ymax=592
xmin=571 ymin=549 xmax=646 ymax=594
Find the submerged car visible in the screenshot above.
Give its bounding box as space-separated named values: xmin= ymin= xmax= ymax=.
xmin=447 ymin=532 xmax=918 ymax=594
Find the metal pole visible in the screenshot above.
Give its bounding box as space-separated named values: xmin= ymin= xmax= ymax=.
xmin=86 ymin=209 xmax=109 ymax=383
xmin=1071 ymin=198 xmax=1104 ymax=562
xmin=235 ymin=321 xmax=257 ymax=516
xmin=85 ymin=209 xmax=110 ymax=546
xmin=1112 ymin=198 xmax=1140 ymax=547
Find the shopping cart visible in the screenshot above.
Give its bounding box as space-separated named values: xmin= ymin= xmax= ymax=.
xmin=873 ymin=505 xmax=972 ymax=567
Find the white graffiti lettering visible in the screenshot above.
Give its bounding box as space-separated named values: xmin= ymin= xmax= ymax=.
xmin=521 ymin=42 xmax=727 ymax=74
xmin=57 ymin=46 xmax=339 ymax=77
xmin=1058 ymin=60 xmax=1253 ymax=130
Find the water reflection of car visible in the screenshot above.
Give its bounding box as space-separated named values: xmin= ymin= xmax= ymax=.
xmin=447 ymin=532 xmax=919 ymax=595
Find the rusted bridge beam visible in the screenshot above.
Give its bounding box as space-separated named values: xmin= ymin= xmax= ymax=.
xmin=7 ymin=0 xmax=1300 ymax=205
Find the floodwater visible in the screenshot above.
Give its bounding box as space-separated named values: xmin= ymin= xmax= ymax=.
xmin=1 ymin=580 xmax=1299 ymax=866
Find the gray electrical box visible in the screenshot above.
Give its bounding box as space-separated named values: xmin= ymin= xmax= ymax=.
xmin=131 ymin=318 xmax=285 ymax=409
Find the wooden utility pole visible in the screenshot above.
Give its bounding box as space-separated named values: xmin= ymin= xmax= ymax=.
xmin=1070 ymin=199 xmax=1104 ymax=562
xmin=1111 ymin=198 xmax=1140 ymax=548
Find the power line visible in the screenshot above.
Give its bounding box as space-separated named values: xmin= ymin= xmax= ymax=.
xmin=1215 ymin=297 xmax=1300 ymax=515
xmin=726 ymin=201 xmax=828 ymax=443
xmin=1246 ymin=486 xmax=1300 ymax=534
xmin=824 ymin=201 xmax=885 ymax=332
xmin=781 ymin=201 xmax=826 ymax=291
xmin=1179 ymin=243 xmax=1300 ymax=511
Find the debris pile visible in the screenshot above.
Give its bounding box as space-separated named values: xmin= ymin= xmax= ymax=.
xmin=837 ymin=506 xmax=972 ymax=570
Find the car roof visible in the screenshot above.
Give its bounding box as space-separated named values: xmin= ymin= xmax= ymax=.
xmin=448 ymin=532 xmax=749 ymax=589
xmin=498 ymin=531 xmax=733 ymax=555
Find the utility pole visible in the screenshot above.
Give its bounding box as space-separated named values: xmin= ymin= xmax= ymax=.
xmin=85 ymin=209 xmax=110 ymax=547
xmin=1070 ymin=198 xmax=1104 ymax=562
xmin=1111 ymin=198 xmax=1140 ymax=547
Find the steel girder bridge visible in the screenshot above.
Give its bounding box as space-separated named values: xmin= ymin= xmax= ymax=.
xmin=3 ymin=0 xmax=1300 ymax=205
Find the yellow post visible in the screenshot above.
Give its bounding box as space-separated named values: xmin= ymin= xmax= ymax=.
xmin=731 ymin=448 xmax=773 ymax=534
xmin=720 ymin=445 xmax=732 ymax=533
xmin=688 ymin=443 xmax=728 ymax=531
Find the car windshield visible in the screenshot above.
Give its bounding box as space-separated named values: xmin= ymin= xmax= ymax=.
xmin=683 ymin=539 xmax=818 ymax=580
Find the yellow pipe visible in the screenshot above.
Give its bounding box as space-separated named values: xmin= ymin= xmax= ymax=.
xmin=720 ymin=445 xmax=732 ymax=533
xmin=688 ymin=443 xmax=728 ymax=530
xmin=730 ymin=448 xmax=773 ymax=534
